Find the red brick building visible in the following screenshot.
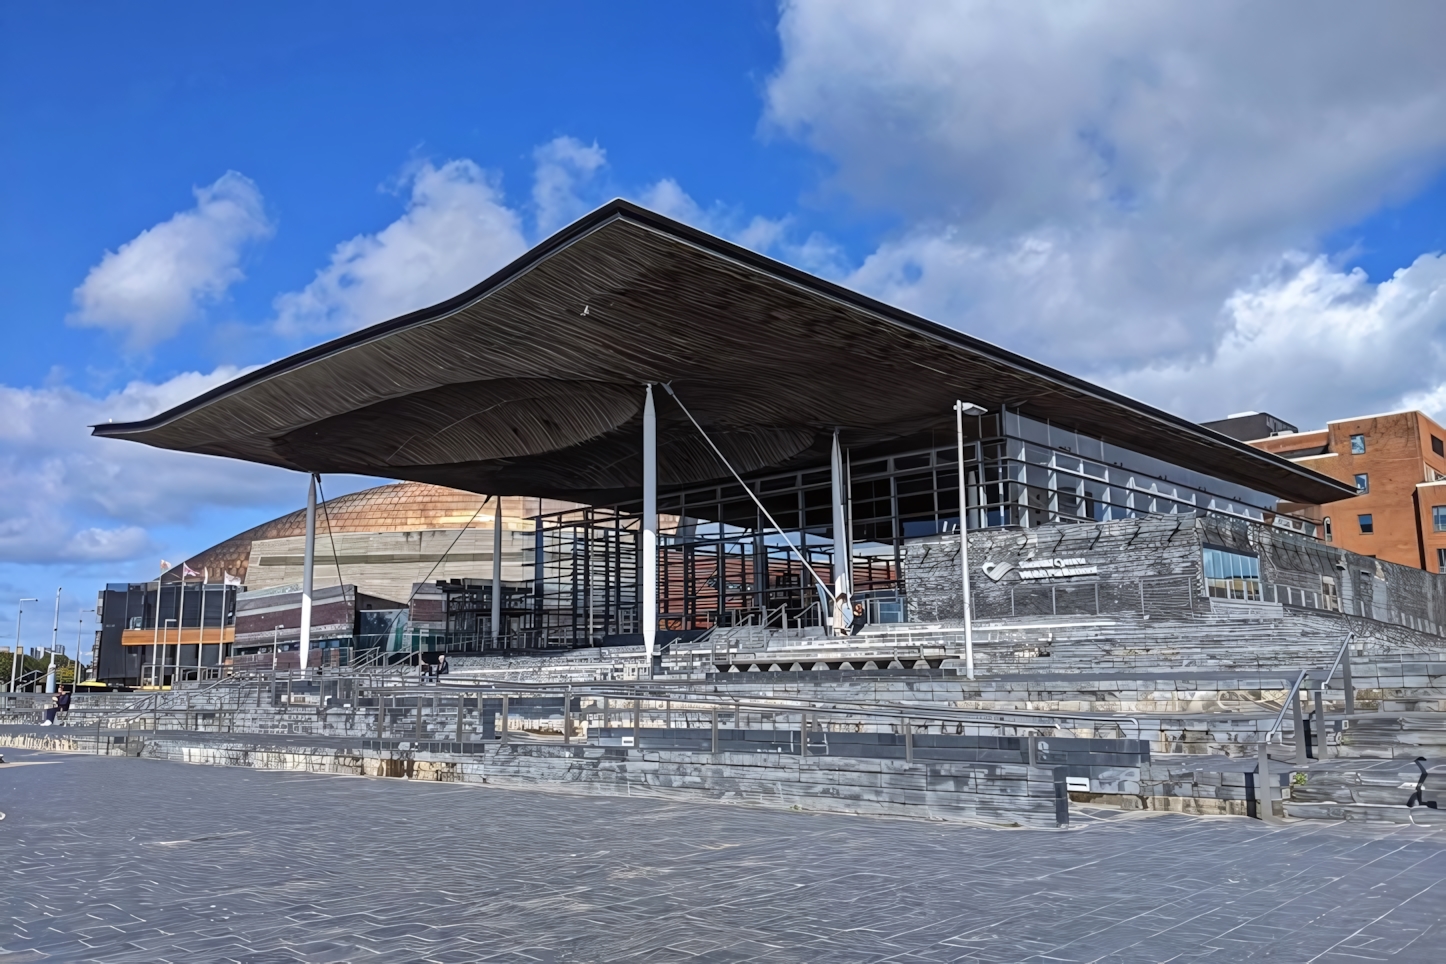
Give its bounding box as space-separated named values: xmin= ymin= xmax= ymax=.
xmin=1207 ymin=411 xmax=1446 ymax=573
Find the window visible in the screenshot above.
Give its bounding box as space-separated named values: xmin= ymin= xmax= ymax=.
xmin=1354 ymin=473 xmax=1369 ymax=494
xmin=1439 ymin=548 xmax=1446 ymax=575
xmin=1350 ymin=433 xmax=1366 ymax=454
xmin=1322 ymin=516 xmax=1332 ymax=542
xmin=1434 ymin=435 xmax=1444 ymax=457
xmin=1436 ymin=506 xmax=1446 ymax=533
xmin=1204 ymin=546 xmax=1262 ymax=601
xmin=1320 ymin=575 xmax=1340 ymax=612
xmin=1358 ymin=513 xmax=1374 ymax=534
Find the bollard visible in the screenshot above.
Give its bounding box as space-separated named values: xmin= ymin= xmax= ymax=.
xmin=455 ymin=696 xmax=464 ymax=744
xmin=904 ymin=720 xmax=913 ymax=764
xmin=800 ymin=713 xmax=808 ymax=757
xmin=711 ymin=707 xmax=719 ymax=754
xmin=1257 ymin=743 xmax=1275 ymax=820
xmin=633 ymin=697 xmax=641 ymax=745
xmin=1052 ymin=766 xmax=1069 ymax=827
xmin=1313 ymin=688 xmax=1327 ymax=758
xmin=500 ymin=695 xmax=509 ymax=745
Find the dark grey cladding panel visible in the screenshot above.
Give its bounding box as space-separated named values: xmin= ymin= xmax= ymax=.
xmin=94 ymin=201 xmax=1352 ymax=507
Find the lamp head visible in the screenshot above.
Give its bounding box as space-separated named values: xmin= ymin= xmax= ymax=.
xmin=955 ymin=401 xmax=987 ymax=417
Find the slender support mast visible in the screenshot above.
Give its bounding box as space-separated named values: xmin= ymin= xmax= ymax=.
xmin=491 ymin=497 xmax=503 ymax=643
xmin=642 ymin=384 xmax=658 ymax=664
xmin=956 ymin=401 xmax=980 ymax=680
xmin=299 ymin=473 xmax=317 ymax=673
xmin=830 ymin=429 xmax=851 ymax=635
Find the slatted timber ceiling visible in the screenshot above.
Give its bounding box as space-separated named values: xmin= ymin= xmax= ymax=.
xmin=93 ymin=200 xmax=1355 ymax=507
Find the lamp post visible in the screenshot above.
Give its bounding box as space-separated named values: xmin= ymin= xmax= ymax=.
xmin=161 ymin=618 xmax=176 ymax=687
xmin=10 ymin=597 xmax=38 ymax=692
xmin=955 ymin=401 xmax=987 ymax=681
xmin=75 ymin=609 xmax=95 ymax=685
xmin=45 ymin=588 xmax=62 ymax=694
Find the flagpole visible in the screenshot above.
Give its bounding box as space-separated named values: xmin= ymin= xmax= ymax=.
xmin=201 ymin=568 xmax=208 ymax=676
xmin=151 ymin=562 xmax=165 ymax=687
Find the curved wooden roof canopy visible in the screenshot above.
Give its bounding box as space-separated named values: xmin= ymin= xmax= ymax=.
xmin=93 ymin=200 xmax=1355 ymax=508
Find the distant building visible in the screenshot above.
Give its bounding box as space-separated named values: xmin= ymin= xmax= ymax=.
xmin=1229 ymin=410 xmax=1446 ymax=573
xmin=1201 ymin=411 xmax=1299 ymax=442
xmin=93 ymin=481 xmax=577 ymax=685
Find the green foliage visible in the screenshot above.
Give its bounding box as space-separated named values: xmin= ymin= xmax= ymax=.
xmin=0 ymin=651 xmax=76 ymax=688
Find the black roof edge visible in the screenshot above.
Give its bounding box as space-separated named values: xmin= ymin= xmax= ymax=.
xmin=91 ymin=198 xmax=1356 ymax=502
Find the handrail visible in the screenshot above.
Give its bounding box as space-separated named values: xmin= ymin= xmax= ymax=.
xmin=1320 ymin=632 xmax=1355 ymax=692
xmin=1261 ymin=632 xmax=1354 ymax=745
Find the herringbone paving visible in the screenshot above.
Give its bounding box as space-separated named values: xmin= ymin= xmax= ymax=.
xmin=1 ymin=748 xmax=1443 ymax=962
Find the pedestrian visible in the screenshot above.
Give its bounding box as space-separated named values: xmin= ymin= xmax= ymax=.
xmin=851 ymin=601 xmax=867 ymax=636
xmin=55 ymin=686 xmax=71 ymax=725
xmin=436 ymin=653 xmax=450 ymax=679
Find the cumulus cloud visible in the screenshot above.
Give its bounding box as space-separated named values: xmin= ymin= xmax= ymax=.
xmin=1114 ymin=253 xmax=1446 ymax=425
xmin=273 ymin=160 xmax=528 ymax=336
xmin=766 ymin=0 xmax=1446 ymax=423
xmin=70 ymin=172 xmax=272 ymax=348
xmin=0 ymin=367 xmax=302 ymax=565
xmin=534 ymin=137 xmax=608 ymax=236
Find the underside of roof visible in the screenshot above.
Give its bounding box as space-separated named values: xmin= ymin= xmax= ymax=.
xmin=93 ymin=200 xmax=1356 ymax=508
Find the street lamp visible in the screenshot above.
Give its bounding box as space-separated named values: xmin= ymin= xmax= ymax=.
xmin=10 ymin=597 xmax=38 ymax=692
xmin=161 ymin=618 xmax=177 ymax=687
xmin=46 ymin=587 xmax=61 ymax=694
xmin=75 ymin=608 xmax=95 ymax=685
xmin=955 ymin=401 xmax=988 ymax=681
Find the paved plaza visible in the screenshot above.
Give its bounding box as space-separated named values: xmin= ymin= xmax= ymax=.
xmin=2 ymin=748 xmax=1444 ymax=962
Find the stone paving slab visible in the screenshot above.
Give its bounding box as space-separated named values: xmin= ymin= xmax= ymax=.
xmin=2 ymin=748 xmax=1445 ymax=962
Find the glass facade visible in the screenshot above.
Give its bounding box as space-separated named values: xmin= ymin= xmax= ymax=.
xmin=1204 ymin=547 xmax=1262 ymax=601
xmin=519 ymin=405 xmax=1317 ymax=643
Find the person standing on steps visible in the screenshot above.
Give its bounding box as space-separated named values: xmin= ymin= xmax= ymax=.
xmin=436 ymin=653 xmax=450 ymax=680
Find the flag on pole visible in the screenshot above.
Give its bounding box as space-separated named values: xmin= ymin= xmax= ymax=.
xmin=182 ymin=563 xmax=201 ymax=579
xmin=223 ymin=572 xmax=242 ymax=587
xmin=159 ymin=559 xmax=170 ymax=571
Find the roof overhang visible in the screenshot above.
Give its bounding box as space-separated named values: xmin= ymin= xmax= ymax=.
xmin=94 ymin=200 xmax=1357 ymax=508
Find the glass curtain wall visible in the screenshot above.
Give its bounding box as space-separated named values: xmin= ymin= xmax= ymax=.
xmin=520 ymin=405 xmax=1312 ymax=646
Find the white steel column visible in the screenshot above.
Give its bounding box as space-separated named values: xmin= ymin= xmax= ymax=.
xmin=955 ymin=401 xmax=983 ymax=680
xmin=642 ymin=384 xmax=658 ymax=662
xmin=830 ymin=429 xmax=851 ymax=635
xmin=491 ymin=497 xmax=503 ymax=643
xmin=299 ymin=473 xmax=317 ymax=673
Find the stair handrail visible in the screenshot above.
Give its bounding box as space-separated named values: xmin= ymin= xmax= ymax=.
xmin=1261 ymin=631 xmax=1354 ymax=744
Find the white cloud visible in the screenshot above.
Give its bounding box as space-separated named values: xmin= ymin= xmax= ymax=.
xmin=534 ymin=137 xmax=608 ymax=236
xmin=0 ymin=367 xmax=304 ymax=565
xmin=273 ymin=160 xmax=528 ymax=337
xmin=70 ymin=172 xmax=272 ymax=348
xmin=1113 ymin=252 xmax=1446 ymax=426
xmin=635 ymin=178 xmax=794 ymax=257
xmin=766 ymin=0 xmax=1446 ymax=423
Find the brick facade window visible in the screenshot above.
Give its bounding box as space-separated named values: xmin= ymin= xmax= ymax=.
xmin=1322 ymin=516 xmax=1332 ymax=542
xmin=1350 ymin=433 xmax=1366 ymax=454
xmin=1435 ymin=505 xmax=1446 ymax=532
xmin=1358 ymin=513 xmax=1374 ymax=534
xmin=1434 ymin=435 xmax=1444 ymax=457
xmin=1439 ymin=548 xmax=1446 ymax=574
xmin=1354 ymin=473 xmax=1369 ymax=493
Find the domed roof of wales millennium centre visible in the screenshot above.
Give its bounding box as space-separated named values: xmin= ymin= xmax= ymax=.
xmin=163 ymin=481 xmax=577 ymax=587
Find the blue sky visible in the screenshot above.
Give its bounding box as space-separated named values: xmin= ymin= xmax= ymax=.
xmin=3 ymin=1 xmax=1446 ymax=645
